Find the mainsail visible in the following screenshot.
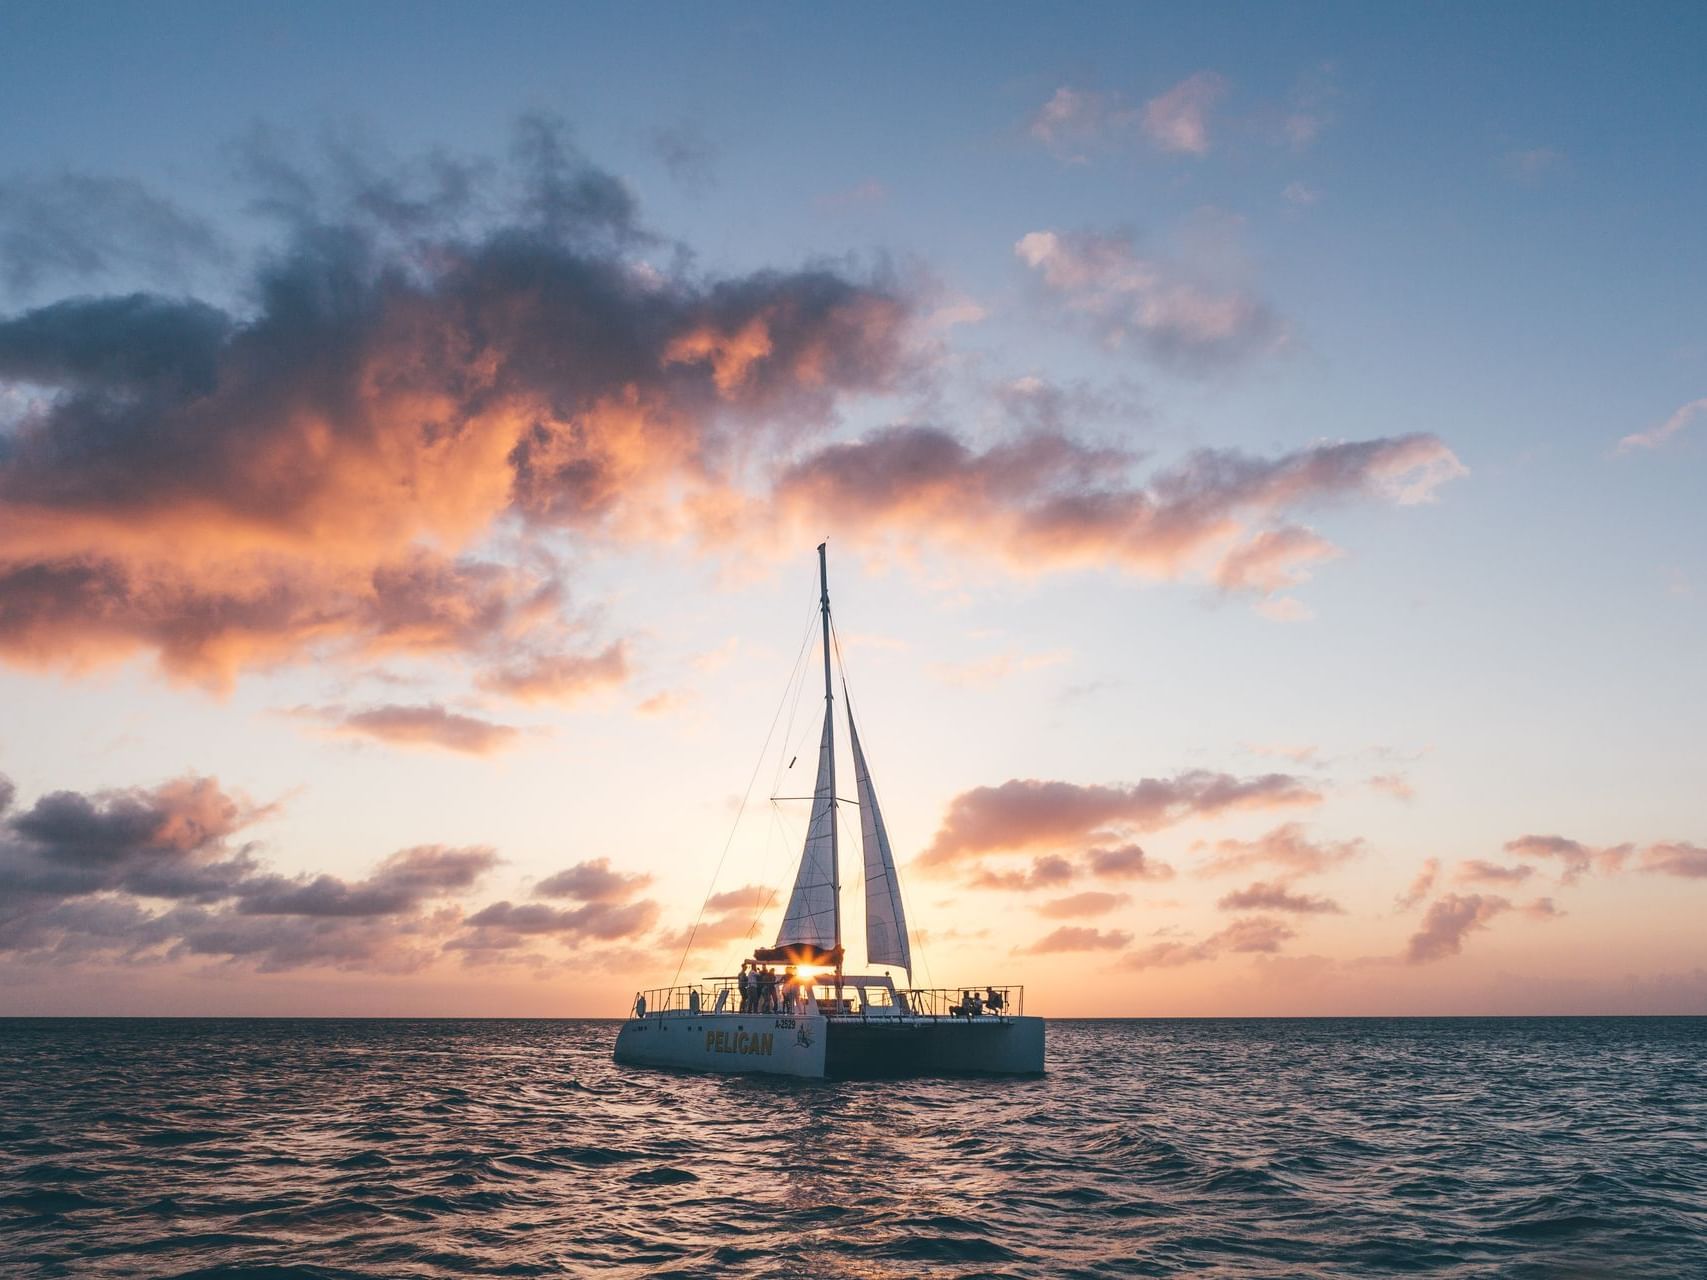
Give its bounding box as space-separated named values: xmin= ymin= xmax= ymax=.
xmin=849 ymin=705 xmax=912 ymax=980
xmin=774 ymin=703 xmax=839 ymax=952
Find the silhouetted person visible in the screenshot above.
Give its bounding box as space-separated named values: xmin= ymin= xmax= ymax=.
xmin=985 ymin=986 xmax=1005 ymax=1015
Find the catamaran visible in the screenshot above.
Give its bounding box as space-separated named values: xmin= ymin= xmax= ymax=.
xmin=613 ymin=545 xmax=1045 ymax=1078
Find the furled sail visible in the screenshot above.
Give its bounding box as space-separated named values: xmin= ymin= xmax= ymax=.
xmin=774 ymin=704 xmax=839 ymax=951
xmin=849 ymin=707 xmax=911 ymax=981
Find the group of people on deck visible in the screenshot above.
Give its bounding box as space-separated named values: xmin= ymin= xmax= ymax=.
xmin=956 ymin=987 xmax=1006 ymax=1018
xmin=737 ymin=961 xmax=800 ymax=1014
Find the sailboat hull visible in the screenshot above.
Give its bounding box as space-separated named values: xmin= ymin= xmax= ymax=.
xmin=612 ymin=1012 xmax=1044 ymax=1079
xmin=824 ymin=1015 xmax=1044 ymax=1077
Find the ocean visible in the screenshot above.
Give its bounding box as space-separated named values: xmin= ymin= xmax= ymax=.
xmin=1 ymin=1017 xmax=1703 ymax=1278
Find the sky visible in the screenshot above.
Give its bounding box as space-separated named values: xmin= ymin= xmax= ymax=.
xmin=0 ymin=2 xmax=1703 ymax=1016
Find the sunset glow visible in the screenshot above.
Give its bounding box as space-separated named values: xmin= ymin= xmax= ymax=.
xmin=1 ymin=4 xmax=1703 ymax=1021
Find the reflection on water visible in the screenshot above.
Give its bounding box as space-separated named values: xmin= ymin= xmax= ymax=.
xmin=2 ymin=1017 xmax=1705 ymax=1277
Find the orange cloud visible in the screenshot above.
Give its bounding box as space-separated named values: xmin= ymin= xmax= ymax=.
xmin=0 ymin=130 xmax=909 ymax=690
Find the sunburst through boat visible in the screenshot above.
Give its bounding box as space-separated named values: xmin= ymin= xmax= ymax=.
xmin=613 ymin=545 xmax=1045 ymax=1078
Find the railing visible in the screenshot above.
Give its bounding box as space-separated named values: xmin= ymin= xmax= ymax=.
xmin=628 ymin=980 xmax=1024 ymax=1020
xmin=885 ymin=986 xmax=1024 ymax=1020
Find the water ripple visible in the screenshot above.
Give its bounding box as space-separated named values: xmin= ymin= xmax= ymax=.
xmin=1 ymin=1017 xmax=1703 ymax=1277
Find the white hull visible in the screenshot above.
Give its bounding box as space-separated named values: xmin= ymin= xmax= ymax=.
xmin=613 ymin=1011 xmax=1044 ymax=1079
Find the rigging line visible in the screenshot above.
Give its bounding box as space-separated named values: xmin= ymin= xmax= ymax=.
xmin=668 ymin=598 xmax=820 ymax=991
xmin=771 ymin=601 xmax=821 ymax=799
xmin=830 ymin=611 xmax=930 ymax=985
xmin=743 ymin=800 xmax=797 ymax=939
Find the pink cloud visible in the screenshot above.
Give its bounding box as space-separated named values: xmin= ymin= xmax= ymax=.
xmin=1195 ymin=822 xmax=1362 ymax=879
xmin=476 ymin=643 xmax=628 ymax=705
xmin=1618 ymin=398 xmax=1707 ymax=453
xmin=1502 ymin=834 xmax=1632 ymax=884
xmin=1021 ymin=925 xmax=1133 ymax=954
xmin=0 ymin=124 xmax=909 ymax=690
xmin=773 ymin=423 xmax=1463 ymax=609
xmin=1016 ymin=228 xmax=1283 ymax=368
xmin=1122 ymin=915 xmax=1296 ymax=969
xmin=1038 ymin=891 xmax=1131 ymax=919
xmin=314 ymin=702 xmax=521 ymax=755
xmin=1085 ymin=844 xmax=1174 ymax=881
xmin=534 ymin=859 xmax=653 ymax=903
xmin=1395 ymin=857 xmax=1440 ymax=911
xmin=1368 ymin=773 xmax=1414 ymax=801
xmin=920 ymin=771 xmax=1320 ymax=869
xmin=1405 ymin=894 xmax=1511 ymax=964
xmin=968 ymin=853 xmax=1078 ymax=891
xmin=1454 ymin=859 xmax=1534 ymax=886
xmin=1142 ymin=72 xmax=1228 ymax=155
xmin=1640 ymin=842 xmax=1707 ymax=878
xmin=1216 ymin=881 xmax=1344 ymax=914
xmin=1027 ymin=87 xmax=1143 ymax=161
xmin=1212 ymin=524 xmax=1343 ymax=596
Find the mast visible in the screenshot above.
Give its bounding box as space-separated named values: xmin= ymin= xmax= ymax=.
xmin=817 ymin=542 xmax=842 ymax=992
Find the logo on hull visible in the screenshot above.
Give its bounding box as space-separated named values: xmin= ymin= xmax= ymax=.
xmin=706 ymin=1029 xmax=775 ymax=1057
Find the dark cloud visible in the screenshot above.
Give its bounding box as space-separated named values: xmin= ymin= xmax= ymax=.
xmin=1216 ymin=881 xmax=1344 ymax=914
xmin=772 ymin=425 xmax=1461 ymax=601
xmin=651 ymin=124 xmax=718 ymax=192
xmin=237 ymin=845 xmax=495 ymax=917
xmin=0 ymin=293 xmax=231 ymax=394
xmin=461 ymin=898 xmax=659 ymax=941
xmin=453 ymin=844 xmax=662 ymax=961
xmin=0 ymin=119 xmax=908 ymax=689
xmin=0 ymin=774 xmax=497 ymax=972
xmin=535 ymin=858 xmax=653 ymax=902
xmin=1085 ymin=843 xmax=1173 ymax=880
xmin=921 ymin=771 xmax=1320 ymax=869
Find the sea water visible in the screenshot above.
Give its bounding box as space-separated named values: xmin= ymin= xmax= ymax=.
xmin=2 ymin=1017 xmax=1703 ymax=1278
